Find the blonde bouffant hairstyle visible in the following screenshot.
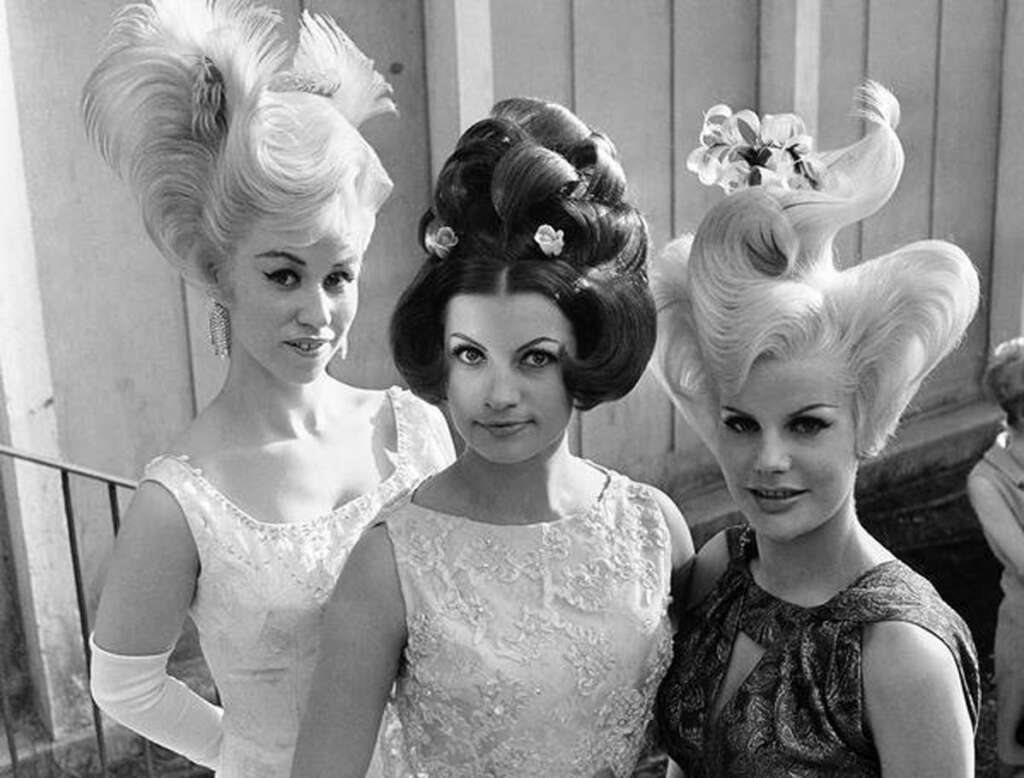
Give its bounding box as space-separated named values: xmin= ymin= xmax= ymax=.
xmin=652 ymin=82 xmax=979 ymax=459
xmin=984 ymin=337 xmax=1024 ymax=429
xmin=82 ymin=0 xmax=396 ymax=292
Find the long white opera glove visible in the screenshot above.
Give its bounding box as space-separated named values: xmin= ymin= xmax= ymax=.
xmin=89 ymin=636 xmax=223 ymax=771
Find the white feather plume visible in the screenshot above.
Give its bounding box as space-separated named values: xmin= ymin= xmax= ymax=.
xmin=276 ymin=10 xmax=396 ymax=128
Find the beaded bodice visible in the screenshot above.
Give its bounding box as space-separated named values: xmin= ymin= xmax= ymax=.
xmin=142 ymin=388 xmax=454 ymax=778
xmin=380 ymin=468 xmax=674 ymax=777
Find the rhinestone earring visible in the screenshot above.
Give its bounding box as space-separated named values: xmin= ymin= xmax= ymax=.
xmin=208 ymin=298 xmax=231 ymax=358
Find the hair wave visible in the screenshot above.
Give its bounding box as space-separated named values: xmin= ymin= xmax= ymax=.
xmin=652 ymin=82 xmax=979 ymax=458
xmin=392 ymin=97 xmax=654 ymax=411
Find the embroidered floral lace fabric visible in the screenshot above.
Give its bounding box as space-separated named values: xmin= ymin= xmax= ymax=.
xmin=142 ymin=388 xmax=455 ymax=778
xmin=380 ymin=468 xmax=674 ymax=777
xmin=655 ymin=525 xmax=981 ymax=777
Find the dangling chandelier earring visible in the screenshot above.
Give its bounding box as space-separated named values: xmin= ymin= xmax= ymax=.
xmin=208 ymin=298 xmax=231 ymax=358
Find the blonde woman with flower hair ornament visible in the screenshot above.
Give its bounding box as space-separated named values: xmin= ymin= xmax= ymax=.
xmin=82 ymin=2 xmax=455 ymax=775
xmin=650 ymin=81 xmax=981 ymax=777
xmin=292 ymin=97 xmax=694 ymax=777
xmin=968 ymin=337 xmax=1024 ymax=778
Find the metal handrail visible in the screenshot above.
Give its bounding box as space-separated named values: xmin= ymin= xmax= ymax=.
xmin=0 ymin=443 xmax=170 ymax=776
xmin=0 ymin=444 xmax=137 ymax=489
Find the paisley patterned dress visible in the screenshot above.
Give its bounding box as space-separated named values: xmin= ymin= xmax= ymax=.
xmin=142 ymin=388 xmax=454 ymax=778
xmin=379 ymin=467 xmax=674 ymax=777
xmin=655 ymin=525 xmax=980 ymax=777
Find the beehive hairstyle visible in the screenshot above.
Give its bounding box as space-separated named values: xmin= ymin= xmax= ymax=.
xmin=651 ymin=82 xmax=979 ymax=458
xmin=82 ymin=0 xmax=396 ymax=291
xmin=391 ymin=97 xmax=656 ymax=411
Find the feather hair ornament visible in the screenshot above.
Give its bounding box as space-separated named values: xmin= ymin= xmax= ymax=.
xmin=82 ymin=0 xmax=287 ymax=281
xmin=272 ymin=11 xmax=396 ymax=128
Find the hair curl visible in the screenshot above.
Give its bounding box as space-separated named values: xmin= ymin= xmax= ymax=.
xmin=651 ymin=82 xmax=979 ymax=458
xmin=391 ymin=97 xmax=654 ymax=411
xmin=82 ymin=0 xmax=394 ymax=292
xmin=984 ymin=337 xmax=1024 ymax=428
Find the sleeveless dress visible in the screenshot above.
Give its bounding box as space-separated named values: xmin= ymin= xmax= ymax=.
xmin=142 ymin=388 xmax=455 ymax=778
xmin=379 ymin=467 xmax=674 ymax=777
xmin=655 ymin=525 xmax=981 ymax=777
xmin=970 ymin=436 xmax=1024 ymax=765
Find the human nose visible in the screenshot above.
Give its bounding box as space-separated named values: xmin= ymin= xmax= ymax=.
xmin=754 ymin=429 xmax=791 ymax=474
xmin=485 ymin=364 xmax=520 ymax=410
xmin=296 ymin=286 xmax=332 ymax=330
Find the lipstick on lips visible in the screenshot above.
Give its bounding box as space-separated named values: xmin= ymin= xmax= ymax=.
xmin=747 ymin=485 xmax=808 ymax=513
xmin=285 ymin=337 xmax=331 ymax=356
xmin=477 ymin=419 xmax=531 ymax=437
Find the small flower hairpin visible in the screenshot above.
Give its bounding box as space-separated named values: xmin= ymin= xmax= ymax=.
xmin=425 ymin=224 xmax=459 ymax=259
xmin=533 ymin=224 xmax=565 ymax=257
xmin=687 ymin=103 xmax=824 ymax=194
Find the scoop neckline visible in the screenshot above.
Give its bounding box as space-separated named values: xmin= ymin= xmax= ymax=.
xmin=157 ymin=386 xmax=410 ymax=530
xmin=404 ymin=460 xmax=616 ymax=530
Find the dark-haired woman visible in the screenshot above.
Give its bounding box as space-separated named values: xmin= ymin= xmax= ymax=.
xmin=291 ymin=98 xmax=694 ymax=777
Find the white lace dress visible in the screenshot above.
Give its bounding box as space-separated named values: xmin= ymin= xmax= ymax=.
xmin=380 ymin=467 xmax=674 ymax=777
xmin=142 ymin=388 xmax=455 ymax=778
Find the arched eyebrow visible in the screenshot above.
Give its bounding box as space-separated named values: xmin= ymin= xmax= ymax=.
xmin=447 ymin=332 xmax=484 ymax=349
xmin=515 ymin=337 xmax=563 ymax=354
xmin=789 ymin=403 xmax=838 ymax=415
xmin=720 ymin=403 xmax=838 ymax=416
xmin=255 ymin=250 xmax=360 ymax=271
xmin=256 ymin=250 xmax=304 ymax=264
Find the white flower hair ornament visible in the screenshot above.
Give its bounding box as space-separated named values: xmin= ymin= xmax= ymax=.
xmin=424 ymin=224 xmax=459 ymax=259
xmin=687 ymin=104 xmax=825 ymax=194
xmin=534 ymin=224 xmax=565 ymax=257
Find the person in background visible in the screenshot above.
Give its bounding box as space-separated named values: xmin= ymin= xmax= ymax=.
xmin=651 ymin=81 xmax=981 ymax=776
xmin=969 ymin=337 xmax=1024 ymax=778
xmin=82 ymin=2 xmax=454 ymax=775
xmin=291 ymin=97 xmax=694 ymax=777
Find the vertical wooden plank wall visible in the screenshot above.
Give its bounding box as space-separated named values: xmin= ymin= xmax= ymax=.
xmin=992 ymin=0 xmax=1024 ymax=346
xmin=817 ymin=0 xmax=867 ymax=268
xmin=928 ymin=0 xmax=1001 ymax=406
xmin=312 ymin=0 xmax=433 ymax=390
xmin=669 ymin=1 xmax=760 ymax=499
xmin=573 ymin=0 xmax=675 ymax=482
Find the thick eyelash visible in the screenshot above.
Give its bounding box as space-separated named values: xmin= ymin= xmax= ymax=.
xmin=522 ymin=349 xmax=559 ymax=367
xmin=790 ymin=417 xmax=831 ymax=434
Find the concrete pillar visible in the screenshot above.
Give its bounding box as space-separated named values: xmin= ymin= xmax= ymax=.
xmin=423 ymin=0 xmax=494 ymax=179
xmin=0 ymin=0 xmax=91 ymax=741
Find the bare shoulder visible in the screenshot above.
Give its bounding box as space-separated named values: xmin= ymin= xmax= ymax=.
xmin=120 ymin=478 xmax=196 ymax=549
xmin=92 ymin=478 xmax=199 ymax=652
xmin=862 ymin=620 xmax=974 ymax=775
xmin=326 ymin=523 xmax=406 ymax=638
xmin=862 ymin=619 xmax=962 ymax=692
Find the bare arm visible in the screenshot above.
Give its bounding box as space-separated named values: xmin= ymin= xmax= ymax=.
xmin=291 ymin=524 xmax=407 ymax=778
xmin=93 ymin=480 xmax=198 ymax=652
xmin=967 ymin=474 xmax=1024 ymax=577
xmin=863 ymin=621 xmax=973 ymax=778
xmin=90 ymin=481 xmax=222 ymax=768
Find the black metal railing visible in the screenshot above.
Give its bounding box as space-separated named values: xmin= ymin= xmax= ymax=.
xmin=0 ymin=443 xmax=197 ymax=777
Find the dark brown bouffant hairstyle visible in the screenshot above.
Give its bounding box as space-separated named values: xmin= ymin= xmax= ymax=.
xmin=390 ymin=97 xmax=655 ymax=411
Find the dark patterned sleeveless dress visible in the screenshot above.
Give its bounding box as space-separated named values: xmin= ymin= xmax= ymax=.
xmin=655 ymin=525 xmax=980 ymax=777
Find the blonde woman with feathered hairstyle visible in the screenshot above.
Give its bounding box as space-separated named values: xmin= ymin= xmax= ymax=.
xmin=82 ymin=2 xmax=454 ymax=775
xmin=650 ymin=82 xmax=981 ymax=776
